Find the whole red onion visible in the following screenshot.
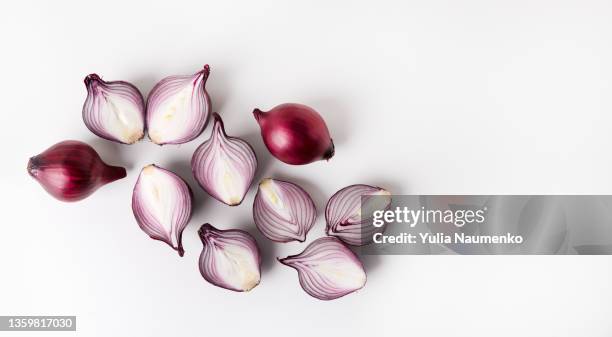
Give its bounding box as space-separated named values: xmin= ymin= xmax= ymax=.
xmin=27 ymin=140 xmax=127 ymax=202
xmin=253 ymin=103 xmax=334 ymax=165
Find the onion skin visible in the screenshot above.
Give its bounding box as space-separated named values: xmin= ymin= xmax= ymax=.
xmin=198 ymin=223 xmax=262 ymax=292
xmin=253 ymin=103 xmax=334 ymax=165
xmin=27 ymin=140 xmax=126 ymax=202
xmin=279 ymin=237 xmax=366 ymax=301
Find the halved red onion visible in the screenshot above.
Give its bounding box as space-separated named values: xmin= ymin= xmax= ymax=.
xmin=325 ymin=184 xmax=392 ymax=246
xmin=83 ymin=74 xmax=145 ymax=144
xmin=198 ymin=223 xmax=261 ymax=292
xmin=132 ymin=164 xmax=193 ymax=256
xmin=191 ymin=113 xmax=257 ymax=206
xmin=279 ymin=237 xmax=366 ymax=301
xmin=146 ymin=65 xmax=211 ymax=145
xmin=253 ymin=178 xmax=316 ymax=242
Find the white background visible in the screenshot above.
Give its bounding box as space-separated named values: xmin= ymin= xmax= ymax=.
xmin=1 ymin=0 xmax=611 ymax=336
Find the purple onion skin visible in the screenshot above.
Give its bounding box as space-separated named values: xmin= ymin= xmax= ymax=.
xmin=279 ymin=237 xmax=367 ymax=301
xmin=27 ymin=140 xmax=126 ymax=202
xmin=253 ymin=103 xmax=334 ymax=165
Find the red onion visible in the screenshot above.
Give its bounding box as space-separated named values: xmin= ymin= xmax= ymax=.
xmin=132 ymin=165 xmax=193 ymax=256
xmin=27 ymin=140 xmax=127 ymax=202
xmin=192 ymin=113 xmax=257 ymax=206
xmin=279 ymin=237 xmax=366 ymax=300
xmin=253 ymin=103 xmax=334 ymax=165
xmin=198 ymin=223 xmax=261 ymax=292
xmin=82 ymin=74 xmax=145 ymax=144
xmin=253 ymin=178 xmax=316 ymax=242
xmin=146 ymin=65 xmax=211 ymax=145
xmin=325 ymin=184 xmax=392 ymax=246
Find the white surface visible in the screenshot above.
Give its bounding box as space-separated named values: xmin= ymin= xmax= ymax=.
xmin=1 ymin=0 xmax=611 ymax=336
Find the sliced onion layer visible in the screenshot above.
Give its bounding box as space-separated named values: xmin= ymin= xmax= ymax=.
xmin=198 ymin=223 xmax=261 ymax=292
xmin=146 ymin=65 xmax=211 ymax=145
xmin=82 ymin=74 xmax=145 ymax=144
xmin=191 ymin=113 xmax=257 ymax=206
xmin=325 ymin=184 xmax=392 ymax=246
xmin=279 ymin=237 xmax=366 ymax=301
xmin=253 ymin=178 xmax=316 ymax=242
xmin=132 ymin=164 xmax=193 ymax=256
